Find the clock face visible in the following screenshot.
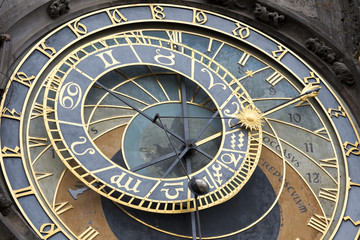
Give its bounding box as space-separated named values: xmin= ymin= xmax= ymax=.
xmin=1 ymin=3 xmax=359 ymax=240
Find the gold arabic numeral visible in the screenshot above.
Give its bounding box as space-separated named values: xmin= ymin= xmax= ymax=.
xmin=307 ymin=214 xmax=330 ymax=234
xmin=238 ymin=52 xmax=250 ymax=66
xmin=96 ymin=49 xmax=121 ymax=68
xmin=79 ymin=226 xmax=100 ymax=240
xmin=31 ymin=103 xmax=54 ymax=119
xmin=28 ymin=136 xmax=48 ymax=148
xmin=68 ymin=20 xmax=88 ymax=37
xmin=328 ymin=106 xmax=347 ymax=118
xmin=166 ymin=30 xmax=182 ymax=44
xmin=232 ymin=22 xmax=250 ymax=39
xmin=1 ymin=146 xmax=21 ymax=157
xmin=1 ymin=108 xmax=21 ymax=120
xmin=266 ymin=72 xmax=283 ymax=86
xmin=54 ymin=201 xmax=74 ymax=215
xmin=13 ymin=186 xmax=34 ymax=198
xmin=106 ymin=9 xmax=128 ymax=24
xmin=319 ymin=158 xmax=338 ymax=171
xmin=39 ymin=223 xmax=61 ymax=240
xmin=344 ymin=141 xmax=360 ymax=157
xmin=36 ymin=40 xmax=56 ymax=58
xmin=193 ymin=9 xmax=207 ymax=24
xmin=150 ymin=5 xmax=165 ymax=20
xmin=272 ymin=45 xmax=288 ymax=61
xmin=318 ymin=188 xmax=338 ymax=202
xmin=161 ymin=182 xmax=184 ymax=200
xmin=12 ymin=71 xmax=35 ymax=87
xmin=35 ymin=172 xmax=54 ymax=181
xmin=110 ymin=172 xmax=142 ymax=193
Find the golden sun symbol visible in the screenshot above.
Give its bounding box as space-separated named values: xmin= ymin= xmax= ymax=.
xmin=236 ymin=105 xmax=262 ymax=130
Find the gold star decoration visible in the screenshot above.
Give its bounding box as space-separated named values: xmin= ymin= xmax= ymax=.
xmin=245 ymin=69 xmax=254 ymax=77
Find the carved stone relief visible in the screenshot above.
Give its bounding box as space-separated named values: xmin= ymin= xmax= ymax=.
xmin=254 ymin=3 xmax=284 ymax=29
xmin=47 ymin=0 xmax=70 ymax=18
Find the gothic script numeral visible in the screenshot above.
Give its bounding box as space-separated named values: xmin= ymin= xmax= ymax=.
xmin=106 ymin=9 xmax=128 ymax=24
xmin=272 ymin=45 xmax=288 ymax=60
xmin=14 ymin=186 xmax=34 ymax=198
xmin=343 ymin=141 xmax=360 ymax=157
xmin=193 ymin=9 xmax=207 ymax=24
xmin=328 ymin=106 xmax=346 ymax=118
xmin=12 ymin=72 xmax=35 ymax=87
xmin=232 ymin=22 xmax=250 ymax=39
xmin=68 ymin=20 xmax=88 ymax=37
xmin=40 ymin=223 xmax=61 ymax=240
xmin=150 ymin=5 xmax=165 ymax=20
xmin=36 ymin=40 xmax=56 ymax=58
xmin=1 ymin=108 xmax=21 ymax=120
xmin=2 ymin=146 xmax=21 ymax=157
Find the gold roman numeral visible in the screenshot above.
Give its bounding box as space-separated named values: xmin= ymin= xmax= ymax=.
xmin=319 ymin=188 xmax=337 ymax=202
xmin=54 ymin=202 xmax=74 ymax=215
xmin=2 ymin=146 xmax=21 ymax=157
xmin=35 ymin=172 xmax=54 ymax=181
xmin=238 ymin=52 xmax=250 ymax=66
xmin=266 ymin=72 xmax=283 ymax=86
xmin=319 ymin=157 xmax=337 ymax=168
xmin=31 ymin=103 xmax=55 ymax=119
xmin=14 ymin=186 xmax=34 ymax=198
xmin=28 ymin=137 xmax=48 ymax=148
xmin=79 ymin=226 xmax=99 ymax=240
xmin=307 ymin=214 xmax=329 ymax=233
xmin=2 ymin=108 xmax=21 ymax=120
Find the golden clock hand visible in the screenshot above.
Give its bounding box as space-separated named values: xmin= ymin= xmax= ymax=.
xmin=230 ymin=84 xmax=320 ymax=129
xmin=261 ymin=84 xmax=320 ymax=117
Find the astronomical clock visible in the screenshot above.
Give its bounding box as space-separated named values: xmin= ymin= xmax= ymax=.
xmin=1 ymin=2 xmax=360 ymax=239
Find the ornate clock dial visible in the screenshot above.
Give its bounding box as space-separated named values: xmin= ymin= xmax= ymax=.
xmin=0 ymin=3 xmax=359 ymax=240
